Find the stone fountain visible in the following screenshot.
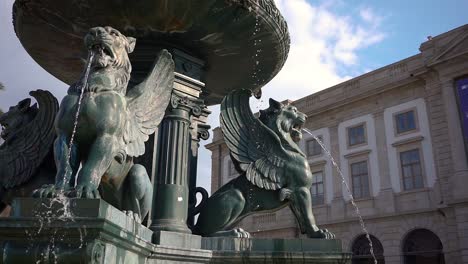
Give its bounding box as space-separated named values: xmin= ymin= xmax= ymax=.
xmin=0 ymin=0 xmax=351 ymax=263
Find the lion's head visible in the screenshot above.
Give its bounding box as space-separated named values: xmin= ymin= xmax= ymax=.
xmin=0 ymin=98 xmax=38 ymax=143
xmin=259 ymin=99 xmax=306 ymax=143
xmin=84 ymin=26 xmax=136 ymax=86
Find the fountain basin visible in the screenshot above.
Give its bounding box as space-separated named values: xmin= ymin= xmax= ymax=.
xmin=0 ymin=198 xmax=351 ymax=263
xmin=12 ymin=0 xmax=290 ymax=105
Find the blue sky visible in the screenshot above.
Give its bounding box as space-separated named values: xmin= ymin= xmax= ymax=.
xmin=324 ymin=0 xmax=468 ymax=77
xmin=0 ymin=0 xmax=466 ymax=192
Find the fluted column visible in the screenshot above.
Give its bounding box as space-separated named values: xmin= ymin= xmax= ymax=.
xmin=150 ymin=91 xmax=204 ymax=233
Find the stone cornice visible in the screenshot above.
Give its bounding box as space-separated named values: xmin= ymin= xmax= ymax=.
xmin=295 ymin=54 xmax=425 ymax=117
xmin=391 ymin=135 xmax=424 ymax=147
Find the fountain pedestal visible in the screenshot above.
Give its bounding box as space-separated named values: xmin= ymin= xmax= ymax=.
xmin=149 ymin=50 xmax=210 ymax=235
xmin=0 ymin=198 xmax=351 ymax=263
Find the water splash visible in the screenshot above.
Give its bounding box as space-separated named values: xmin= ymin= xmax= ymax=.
xmin=302 ymin=128 xmax=378 ymax=264
xmin=251 ymin=1 xmax=265 ymax=88
xmin=27 ymin=52 xmax=95 ymax=263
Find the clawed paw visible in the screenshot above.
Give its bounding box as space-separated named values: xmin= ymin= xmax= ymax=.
xmin=308 ymin=228 xmax=335 ymax=239
xmin=67 ymin=183 xmax=100 ymax=199
xmin=122 ymin=210 xmax=142 ymax=223
xmin=210 ymin=228 xmax=251 ymax=238
xmin=32 ymin=184 xmax=64 ymax=198
xmin=233 ymin=228 xmax=251 ymax=238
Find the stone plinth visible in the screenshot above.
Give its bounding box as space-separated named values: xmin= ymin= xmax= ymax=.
xmin=202 ymin=237 xmax=351 ymax=264
xmin=0 ymin=198 xmax=211 ymax=264
xmin=0 ymin=198 xmax=350 ymax=263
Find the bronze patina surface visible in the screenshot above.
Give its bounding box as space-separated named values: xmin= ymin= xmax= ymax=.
xmin=194 ymin=89 xmax=335 ymax=239
xmin=34 ymin=27 xmax=174 ymax=223
xmin=13 ymin=0 xmax=290 ymax=105
xmin=0 ymin=90 xmax=57 ymax=207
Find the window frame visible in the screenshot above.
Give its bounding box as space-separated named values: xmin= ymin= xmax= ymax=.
xmin=347 ymin=122 xmax=367 ymax=148
xmin=310 ymin=170 xmax=325 ymax=205
xmin=306 ymin=136 xmax=323 ymax=158
xmin=393 ymin=107 xmax=419 ymax=136
xmin=399 ymin=148 xmax=425 ymax=191
xmin=350 ymin=160 xmax=371 ymax=199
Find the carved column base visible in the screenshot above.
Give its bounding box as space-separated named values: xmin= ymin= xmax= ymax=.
xmin=150 ymin=184 xmax=191 ymax=234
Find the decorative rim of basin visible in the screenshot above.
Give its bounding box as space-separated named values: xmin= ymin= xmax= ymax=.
xmin=12 ymin=0 xmax=290 ymax=105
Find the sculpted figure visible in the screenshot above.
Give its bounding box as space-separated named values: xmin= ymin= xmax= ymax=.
xmin=0 ymin=90 xmax=57 ymax=212
xmin=194 ymin=89 xmax=334 ymax=239
xmin=35 ymin=26 xmax=174 ymax=222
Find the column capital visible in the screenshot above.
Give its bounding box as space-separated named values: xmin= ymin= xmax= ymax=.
xmin=197 ymin=124 xmax=211 ymax=141
xmin=170 ymin=91 xmax=206 ymax=117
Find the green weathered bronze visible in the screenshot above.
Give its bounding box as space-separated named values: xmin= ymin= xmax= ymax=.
xmin=34 ymin=27 xmax=174 ymax=222
xmin=194 ymin=89 xmax=335 ymax=239
xmin=150 ymin=91 xmax=207 ymax=234
xmin=12 ymin=0 xmax=290 ymax=105
xmin=0 ymin=90 xmax=57 ymax=208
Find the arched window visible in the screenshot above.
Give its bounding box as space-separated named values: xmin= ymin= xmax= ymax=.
xmin=403 ymin=229 xmax=445 ymax=264
xmin=351 ymin=234 xmax=385 ymax=264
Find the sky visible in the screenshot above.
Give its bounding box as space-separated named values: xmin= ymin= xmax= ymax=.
xmin=0 ymin=0 xmax=466 ymax=193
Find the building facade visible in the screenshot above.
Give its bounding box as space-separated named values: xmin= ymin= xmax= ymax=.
xmin=206 ymin=24 xmax=468 ymax=264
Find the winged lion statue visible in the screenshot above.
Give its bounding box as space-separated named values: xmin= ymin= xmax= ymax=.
xmin=34 ymin=26 xmax=174 ymax=222
xmin=193 ymin=89 xmax=335 ymax=239
xmin=0 ymin=90 xmax=58 ymax=214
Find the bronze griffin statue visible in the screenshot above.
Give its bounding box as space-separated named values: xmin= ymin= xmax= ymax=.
xmin=0 ymin=90 xmax=58 ymax=213
xmin=34 ymin=26 xmax=174 ymax=222
xmin=194 ymin=89 xmax=334 ymax=239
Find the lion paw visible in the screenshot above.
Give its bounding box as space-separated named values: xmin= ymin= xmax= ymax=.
xmin=67 ymin=183 xmax=100 ymax=199
xmin=208 ymin=228 xmax=251 ymax=238
xmin=123 ymin=210 xmax=142 ymax=223
xmin=233 ymin=228 xmax=251 ymax=238
xmin=32 ymin=184 xmax=62 ymax=198
xmin=308 ymin=228 xmax=335 ymax=239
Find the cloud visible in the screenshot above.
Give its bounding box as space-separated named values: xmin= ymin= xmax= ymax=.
xmin=259 ymin=0 xmax=386 ymax=104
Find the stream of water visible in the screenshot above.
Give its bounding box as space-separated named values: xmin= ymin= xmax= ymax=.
xmin=302 ymin=128 xmax=378 ymax=264
xmin=28 ymin=52 xmax=95 ymax=263
xmin=63 ymin=51 xmax=95 ymax=189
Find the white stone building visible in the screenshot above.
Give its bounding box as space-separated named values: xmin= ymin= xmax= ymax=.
xmin=206 ymin=24 xmax=468 ymax=263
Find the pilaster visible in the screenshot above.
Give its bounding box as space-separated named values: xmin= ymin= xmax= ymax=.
xmin=440 ymin=78 xmax=468 ymax=201
xmin=373 ymin=110 xmax=396 ymax=214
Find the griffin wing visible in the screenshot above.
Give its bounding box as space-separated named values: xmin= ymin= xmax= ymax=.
xmin=220 ymin=89 xmax=290 ymax=190
xmin=0 ymin=90 xmax=58 ymax=189
xmin=124 ymin=50 xmax=174 ymax=157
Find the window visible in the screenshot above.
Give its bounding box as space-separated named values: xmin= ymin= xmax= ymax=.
xmin=348 ymin=124 xmax=366 ymax=146
xmin=351 ymin=234 xmax=385 ymax=264
xmin=311 ymin=171 xmax=324 ymax=205
xmin=400 ymin=149 xmax=423 ymax=190
xmin=396 ymin=110 xmax=416 ymax=134
xmin=351 ymin=161 xmax=370 ymax=199
xmin=307 ymin=136 xmax=322 ymax=157
xmin=403 ymin=229 xmax=445 ymax=264
xmin=228 ymin=161 xmax=237 ymax=178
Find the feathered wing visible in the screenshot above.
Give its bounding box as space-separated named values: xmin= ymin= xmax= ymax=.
xmin=220 ymin=89 xmax=290 ymax=190
xmin=0 ymin=90 xmax=58 ymax=189
xmin=124 ymin=50 xmax=174 ymax=157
